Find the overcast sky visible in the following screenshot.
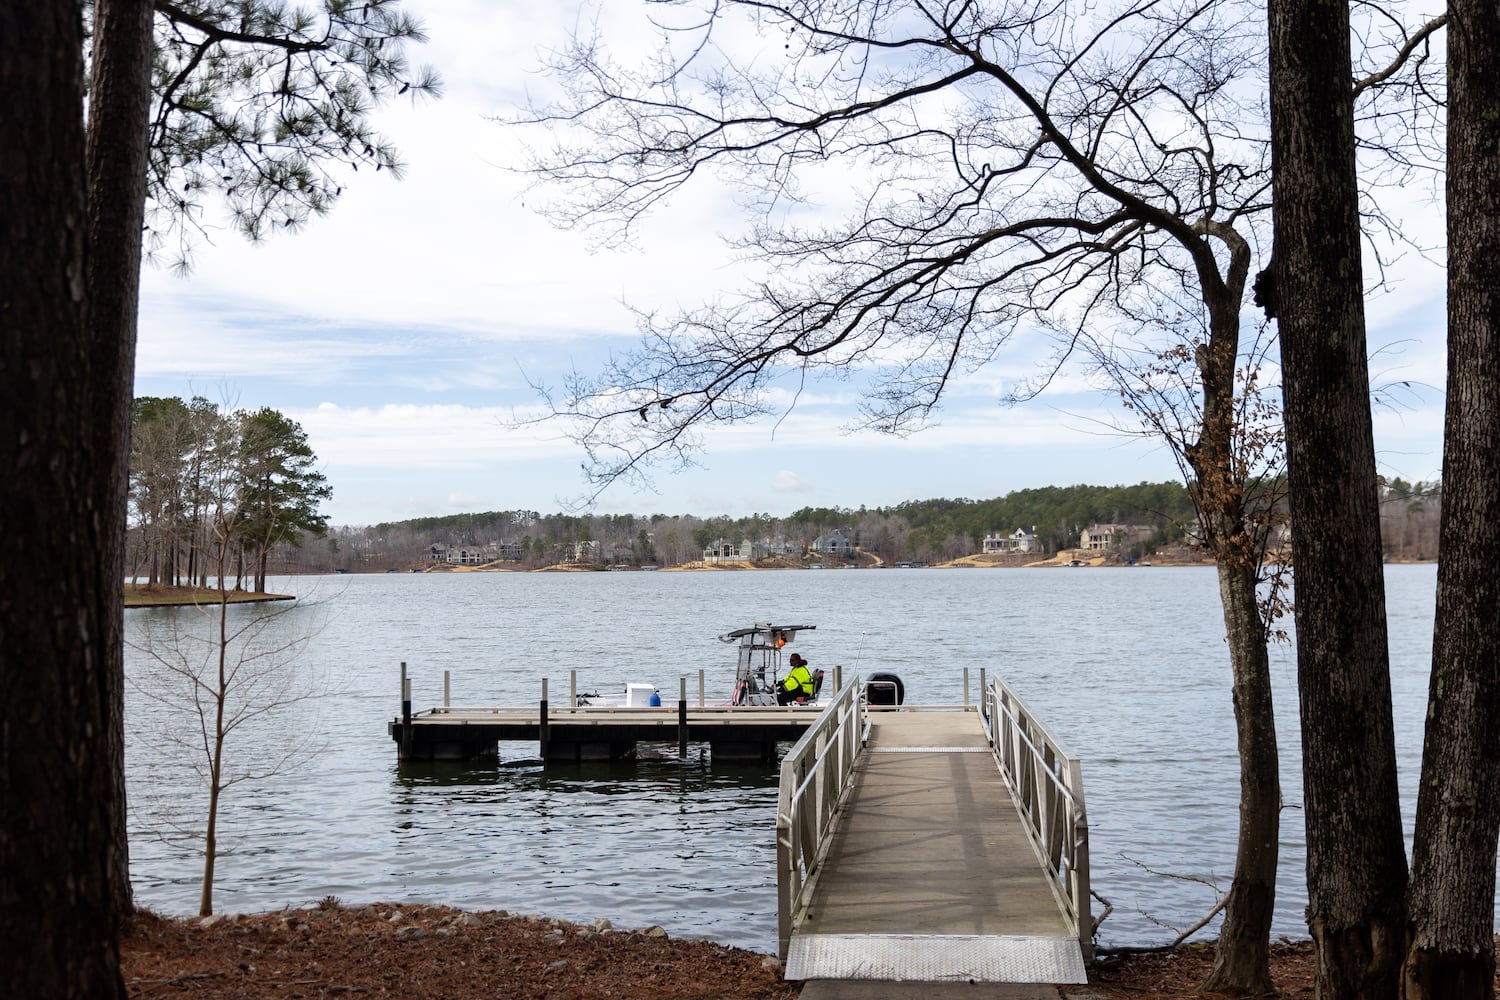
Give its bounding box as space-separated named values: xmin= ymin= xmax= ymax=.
xmin=132 ymin=2 xmax=1448 ymax=528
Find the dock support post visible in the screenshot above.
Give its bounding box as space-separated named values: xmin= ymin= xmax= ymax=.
xmin=963 ymin=666 xmax=970 ymax=707
xmin=400 ymin=662 xmax=412 ymax=759
xmin=678 ymin=676 xmax=688 ymax=759
xmin=570 ymin=670 xmax=576 ymax=713
xmin=698 ymin=669 xmax=705 ymax=707
xmin=443 ymin=670 xmax=450 ymax=709
xmin=979 ymin=667 xmax=989 ymax=738
xmin=539 ymin=678 xmax=549 ymax=759
xmin=834 ymin=664 xmax=842 ymax=697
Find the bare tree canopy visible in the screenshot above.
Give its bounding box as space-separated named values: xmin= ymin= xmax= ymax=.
xmin=521 ymin=0 xmax=1441 ymax=497
xmin=524 ymin=1 xmax=1277 ymax=483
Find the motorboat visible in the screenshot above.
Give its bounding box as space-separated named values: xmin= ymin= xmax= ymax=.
xmin=572 ymin=621 xmax=830 ymax=708
xmin=721 ymin=622 xmax=825 ymax=707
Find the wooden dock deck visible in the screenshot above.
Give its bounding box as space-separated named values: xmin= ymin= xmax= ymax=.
xmin=782 ymin=708 xmax=1088 ymax=988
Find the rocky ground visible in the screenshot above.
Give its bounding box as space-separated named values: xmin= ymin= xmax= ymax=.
xmin=120 ymin=904 xmax=1335 ymax=999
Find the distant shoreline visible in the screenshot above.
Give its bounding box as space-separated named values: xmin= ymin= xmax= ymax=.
xmin=417 ymin=553 xmax=1222 ymax=573
xmin=289 ymin=554 xmax=1436 ymax=576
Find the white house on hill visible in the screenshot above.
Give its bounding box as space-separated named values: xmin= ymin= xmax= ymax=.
xmin=982 ymin=527 xmax=1038 ymax=554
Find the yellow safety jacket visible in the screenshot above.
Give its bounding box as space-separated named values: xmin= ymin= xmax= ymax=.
xmin=781 ymin=664 xmax=815 ymax=698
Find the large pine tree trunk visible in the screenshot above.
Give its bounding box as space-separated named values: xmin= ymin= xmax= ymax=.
xmin=1402 ymin=4 xmax=1500 ymax=996
xmin=86 ymin=0 xmax=157 ymax=922
xmin=1266 ymin=1 xmax=1407 ymax=996
xmin=0 ymin=3 xmax=127 ymax=995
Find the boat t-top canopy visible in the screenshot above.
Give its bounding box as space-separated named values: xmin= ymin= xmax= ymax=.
xmin=722 ymin=624 xmax=818 ymax=706
xmin=720 ymin=623 xmax=817 ymax=647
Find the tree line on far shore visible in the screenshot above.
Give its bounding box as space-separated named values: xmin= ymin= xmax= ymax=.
xmin=256 ymin=476 xmax=1442 ymax=574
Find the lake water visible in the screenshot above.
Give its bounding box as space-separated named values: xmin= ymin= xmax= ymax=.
xmin=123 ymin=564 xmax=1441 ymax=952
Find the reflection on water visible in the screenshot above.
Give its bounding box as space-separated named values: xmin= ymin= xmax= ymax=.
xmin=395 ymin=750 xmax=782 ymax=794
xmin=381 ymin=748 xmax=783 ymax=945
xmin=125 ymin=565 xmax=1445 ymax=952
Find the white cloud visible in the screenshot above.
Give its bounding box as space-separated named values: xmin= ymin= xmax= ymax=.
xmin=289 ymin=402 xmax=565 ymax=468
xmin=772 ymin=470 xmax=812 ymax=494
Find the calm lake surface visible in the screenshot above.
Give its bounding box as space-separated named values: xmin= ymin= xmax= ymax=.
xmin=124 ymin=564 xmax=1441 ymax=952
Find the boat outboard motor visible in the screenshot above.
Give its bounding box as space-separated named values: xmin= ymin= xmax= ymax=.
xmin=865 ymin=672 xmax=905 ymax=706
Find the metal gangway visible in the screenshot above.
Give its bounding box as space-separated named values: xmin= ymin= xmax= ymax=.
xmin=775 ymin=672 xmax=1090 ymax=986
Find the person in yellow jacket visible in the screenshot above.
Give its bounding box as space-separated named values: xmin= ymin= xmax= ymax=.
xmin=777 ymin=653 xmax=823 ymax=705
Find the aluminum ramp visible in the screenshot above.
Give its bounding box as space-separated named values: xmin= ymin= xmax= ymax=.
xmin=785 ymin=713 xmax=1087 ymax=985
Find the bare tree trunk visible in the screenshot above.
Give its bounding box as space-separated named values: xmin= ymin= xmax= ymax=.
xmin=1191 ymin=286 xmax=1278 ymax=994
xmin=0 ymin=2 xmax=126 ymax=994
xmin=1202 ymin=556 xmax=1279 ymax=995
xmin=1402 ymin=3 xmax=1500 ymax=996
xmin=1266 ymin=0 xmax=1407 ymax=995
xmin=200 ymin=562 xmax=232 ymax=917
xmin=86 ymin=0 xmax=156 ymax=922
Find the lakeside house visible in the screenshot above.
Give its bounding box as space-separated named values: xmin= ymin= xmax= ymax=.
xmin=1079 ymin=523 xmax=1155 ymax=552
xmin=429 ymin=540 xmax=524 ymax=565
xmin=982 ymin=527 xmax=1038 ymax=554
xmin=429 ymin=542 xmax=500 ymax=566
xmin=567 ymin=539 xmax=600 ymax=563
xmin=701 ymin=536 xmax=803 ymax=563
xmin=703 ymin=538 xmax=754 ymax=563
xmin=811 ymin=528 xmax=855 ymax=557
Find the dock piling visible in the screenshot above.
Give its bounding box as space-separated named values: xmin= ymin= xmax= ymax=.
xmin=698 ymin=669 xmax=705 ymax=707
xmin=539 ymin=678 xmax=549 ymax=758
xmin=963 ymin=666 xmax=970 ymax=707
xmin=400 ymin=662 xmax=412 ymax=758
xmin=980 ymin=668 xmax=989 ymax=742
xmin=443 ymin=669 xmax=450 ymax=709
xmin=678 ymin=676 xmax=688 ymax=759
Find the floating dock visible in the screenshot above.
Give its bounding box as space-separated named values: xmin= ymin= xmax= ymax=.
xmin=388 ymin=665 xmax=822 ymax=762
xmin=389 ymin=704 xmax=821 ymax=762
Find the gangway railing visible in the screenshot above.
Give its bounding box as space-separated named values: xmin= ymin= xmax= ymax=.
xmin=775 ymin=676 xmax=864 ymax=959
xmin=981 ymin=674 xmax=1091 ymax=960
